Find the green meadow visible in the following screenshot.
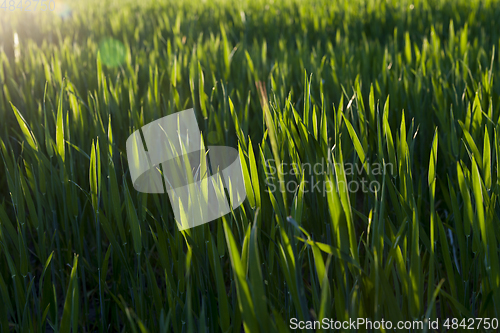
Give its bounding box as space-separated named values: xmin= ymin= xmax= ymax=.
xmin=1 ymin=0 xmax=500 ymax=331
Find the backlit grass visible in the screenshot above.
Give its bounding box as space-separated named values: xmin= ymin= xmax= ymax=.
xmin=1 ymin=0 xmax=500 ymax=331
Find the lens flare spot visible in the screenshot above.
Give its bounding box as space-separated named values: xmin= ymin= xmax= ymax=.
xmin=98 ymin=38 xmax=126 ymax=68
xmin=54 ymin=2 xmax=72 ymax=19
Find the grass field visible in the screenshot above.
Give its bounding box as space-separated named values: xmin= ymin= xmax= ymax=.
xmin=1 ymin=0 xmax=500 ymax=331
